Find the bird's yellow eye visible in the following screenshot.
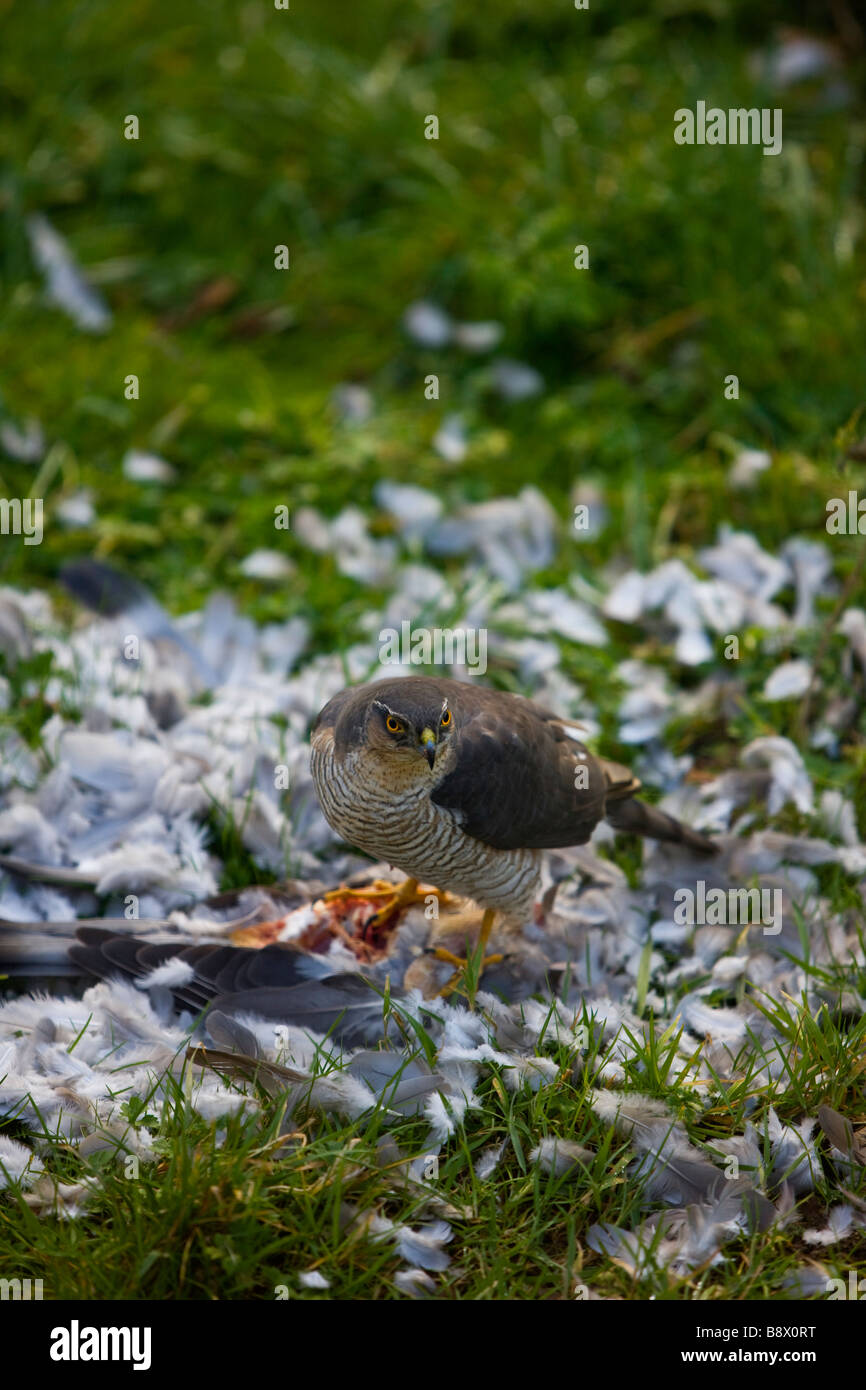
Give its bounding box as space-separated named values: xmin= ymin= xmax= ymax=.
xmin=440 ymin=709 xmax=451 ymax=727
xmin=386 ymin=715 xmax=402 ymax=733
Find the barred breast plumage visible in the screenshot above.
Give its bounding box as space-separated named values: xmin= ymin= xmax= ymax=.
xmin=310 ymin=675 xmax=716 ymax=933
xmin=310 ymin=731 xmax=541 ymax=924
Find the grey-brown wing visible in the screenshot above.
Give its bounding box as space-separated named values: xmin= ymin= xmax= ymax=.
xmin=430 ymin=695 xmax=610 ymax=851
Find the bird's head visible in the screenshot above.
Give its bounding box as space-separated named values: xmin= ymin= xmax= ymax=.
xmin=367 ymin=694 xmax=454 ymax=769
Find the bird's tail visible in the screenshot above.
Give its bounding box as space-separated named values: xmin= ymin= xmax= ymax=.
xmin=604 ymin=795 xmax=718 ymax=856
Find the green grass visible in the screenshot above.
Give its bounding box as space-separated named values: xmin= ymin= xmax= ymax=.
xmin=2 ymin=985 xmax=865 ymax=1299
xmin=0 ymin=0 xmax=864 ymax=628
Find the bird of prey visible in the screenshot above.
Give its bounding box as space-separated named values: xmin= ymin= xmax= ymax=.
xmin=311 ymin=676 xmax=716 ymax=976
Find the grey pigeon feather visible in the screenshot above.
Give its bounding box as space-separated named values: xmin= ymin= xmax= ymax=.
xmin=60 ymin=558 xmax=219 ymax=687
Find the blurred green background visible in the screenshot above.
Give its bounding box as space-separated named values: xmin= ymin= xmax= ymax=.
xmin=2 ymin=3 xmax=866 ymax=1304
xmin=0 ymin=0 xmax=864 ymax=637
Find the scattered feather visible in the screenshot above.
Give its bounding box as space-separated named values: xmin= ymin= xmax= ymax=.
xmin=122 ymin=449 xmax=175 ymax=484
xmin=530 ymin=1137 xmax=593 ymax=1177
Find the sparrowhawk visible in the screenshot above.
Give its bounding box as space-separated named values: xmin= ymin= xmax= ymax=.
xmin=310 ymin=676 xmax=716 ymax=973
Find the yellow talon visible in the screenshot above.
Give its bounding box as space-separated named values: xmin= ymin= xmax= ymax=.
xmin=432 ymin=947 xmax=504 ymax=970
xmin=432 ymin=908 xmax=502 ymax=995
xmin=323 ymin=877 xmax=398 ymax=902
xmin=323 ymin=877 xmax=450 ymax=928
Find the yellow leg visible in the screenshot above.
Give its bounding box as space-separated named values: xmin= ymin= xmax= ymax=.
xmin=323 ymin=877 xmax=406 ymax=903
xmin=323 ymin=876 xmax=449 ymax=928
xmin=433 ymin=908 xmax=503 ymax=994
xmin=369 ymin=876 xmax=419 ymax=926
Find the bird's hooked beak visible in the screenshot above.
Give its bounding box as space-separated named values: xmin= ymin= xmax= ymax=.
xmin=419 ymin=726 xmax=437 ymax=768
